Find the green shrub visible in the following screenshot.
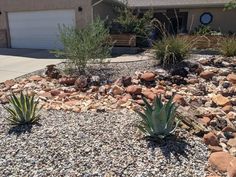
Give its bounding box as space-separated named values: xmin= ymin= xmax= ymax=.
xmin=3 ymin=92 xmax=41 ymax=125
xmin=153 ymin=37 xmax=191 ymax=67
xmin=220 ymin=38 xmax=236 ymax=57
xmin=136 ymin=95 xmax=179 ymax=140
xmin=193 ymin=25 xmax=221 ymax=36
xmin=55 ymin=19 xmax=111 ymax=72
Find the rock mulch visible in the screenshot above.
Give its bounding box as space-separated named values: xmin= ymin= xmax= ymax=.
xmin=0 ymin=106 xmax=208 ymax=177
xmin=1 ymin=55 xmax=236 ymax=176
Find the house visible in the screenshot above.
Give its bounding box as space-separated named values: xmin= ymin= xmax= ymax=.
xmin=0 ymin=0 xmax=120 ymax=49
xmin=127 ymin=0 xmax=236 ymax=35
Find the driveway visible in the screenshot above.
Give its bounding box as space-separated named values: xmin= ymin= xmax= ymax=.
xmin=0 ymin=48 xmax=62 ymax=83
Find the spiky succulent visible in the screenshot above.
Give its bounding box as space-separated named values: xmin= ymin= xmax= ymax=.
xmin=136 ymin=95 xmax=179 ymax=139
xmin=4 ymin=92 xmax=41 ymax=125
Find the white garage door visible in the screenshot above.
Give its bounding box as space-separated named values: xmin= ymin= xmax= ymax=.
xmin=8 ymin=10 xmax=76 ymax=49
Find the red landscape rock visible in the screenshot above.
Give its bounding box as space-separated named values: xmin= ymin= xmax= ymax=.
xmin=227 ymin=158 xmax=236 ymax=177
xmin=126 ymin=85 xmax=142 ymax=95
xmin=29 ymin=75 xmax=43 ymax=81
xmin=142 ymin=90 xmax=156 ymax=100
xmin=173 ymin=94 xmax=187 ymax=106
xmin=200 ymin=70 xmax=215 ymax=80
xmin=208 ymin=145 xmax=223 ymax=153
xmin=209 ymin=152 xmax=234 ymax=172
xmin=59 ymin=77 xmax=76 ymax=86
xmin=140 ymin=72 xmax=156 ymax=82
xmin=4 ymin=79 xmax=15 ymax=87
xmin=112 ymin=85 xmax=124 ymax=95
xmin=75 ymin=76 xmax=88 ymax=89
xmin=223 ymin=105 xmax=234 ymax=113
xmin=227 ymin=73 xmax=236 ymax=84
xmin=50 ymin=89 xmax=61 ymax=96
xmin=199 ymin=116 xmax=211 ymax=126
xmin=203 ymin=132 xmax=219 ymax=146
xmin=212 ymin=94 xmax=231 ymax=106
xmin=120 ymin=94 xmax=132 ymax=103
xmin=228 ymin=138 xmax=236 ymax=147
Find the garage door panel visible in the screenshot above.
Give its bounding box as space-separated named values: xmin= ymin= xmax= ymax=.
xmin=8 ymin=10 xmax=75 ymax=49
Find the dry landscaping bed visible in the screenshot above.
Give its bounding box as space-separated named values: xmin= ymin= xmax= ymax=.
xmin=0 ymin=55 xmax=236 ymax=177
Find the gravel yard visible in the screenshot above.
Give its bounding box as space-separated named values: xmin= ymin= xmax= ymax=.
xmin=0 ymin=105 xmax=208 ymax=177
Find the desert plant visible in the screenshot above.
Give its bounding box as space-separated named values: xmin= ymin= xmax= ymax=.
xmin=136 ymin=95 xmax=179 ymax=140
xmin=3 ymin=92 xmax=41 ymax=125
xmin=193 ymin=25 xmax=222 ymax=36
xmin=113 ymin=2 xmax=153 ymax=41
xmin=55 ymin=19 xmax=111 ymax=73
xmin=153 ymin=37 xmax=191 ymax=67
xmin=220 ymin=38 xmax=236 ymax=57
xmin=225 ymin=0 xmax=236 ymax=10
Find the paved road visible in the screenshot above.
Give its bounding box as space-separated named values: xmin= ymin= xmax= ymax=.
xmin=0 ymin=48 xmax=62 ymax=83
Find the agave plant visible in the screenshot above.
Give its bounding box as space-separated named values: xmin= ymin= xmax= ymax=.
xmin=136 ymin=95 xmax=179 ymax=139
xmin=3 ymin=92 xmax=41 ymax=125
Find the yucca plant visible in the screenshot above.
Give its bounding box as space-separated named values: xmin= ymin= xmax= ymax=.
xmin=3 ymin=92 xmax=41 ymax=125
xmin=136 ymin=95 xmax=179 ymax=140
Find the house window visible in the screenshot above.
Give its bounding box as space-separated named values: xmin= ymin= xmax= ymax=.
xmin=200 ymin=12 xmax=213 ymax=25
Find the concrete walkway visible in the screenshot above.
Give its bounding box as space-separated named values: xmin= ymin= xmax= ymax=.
xmin=0 ymin=48 xmax=62 ymax=83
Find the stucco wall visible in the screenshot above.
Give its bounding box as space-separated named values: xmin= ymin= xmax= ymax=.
xmin=93 ymin=2 xmax=117 ymax=22
xmin=185 ymin=8 xmax=236 ymax=33
xmin=0 ymin=0 xmax=93 ymax=47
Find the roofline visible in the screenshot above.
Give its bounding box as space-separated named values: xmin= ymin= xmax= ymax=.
xmin=128 ymin=3 xmax=227 ymax=9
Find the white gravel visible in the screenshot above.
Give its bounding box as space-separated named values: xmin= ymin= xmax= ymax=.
xmin=0 ymin=105 xmax=208 ymax=177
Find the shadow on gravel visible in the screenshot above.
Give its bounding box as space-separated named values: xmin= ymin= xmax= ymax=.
xmin=8 ymin=123 xmax=41 ymax=137
xmin=147 ymin=136 xmax=191 ymax=163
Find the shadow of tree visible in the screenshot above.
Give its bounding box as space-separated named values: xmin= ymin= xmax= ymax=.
xmin=147 ymin=135 xmax=191 ymax=163
xmin=8 ymin=123 xmax=41 ymax=137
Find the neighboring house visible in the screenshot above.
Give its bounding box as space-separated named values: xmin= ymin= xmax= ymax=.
xmin=0 ymin=0 xmax=119 ymax=49
xmin=127 ymin=0 xmax=236 ymax=35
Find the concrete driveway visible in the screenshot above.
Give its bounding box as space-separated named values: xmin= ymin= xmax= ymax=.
xmin=0 ymin=48 xmax=62 ymax=83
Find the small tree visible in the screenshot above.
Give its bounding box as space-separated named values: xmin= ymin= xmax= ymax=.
xmin=56 ymin=19 xmax=111 ymax=73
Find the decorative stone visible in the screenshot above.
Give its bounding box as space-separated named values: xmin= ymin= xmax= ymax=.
xmin=29 ymin=75 xmax=43 ymax=81
xmin=122 ymin=76 xmax=132 ymax=87
xmin=209 ymin=152 xmax=234 ymax=172
xmin=212 ymin=94 xmax=230 ymax=106
xmin=4 ymin=79 xmax=15 ymax=87
xmin=227 ymin=73 xmax=236 ymax=84
xmin=208 ymin=145 xmax=223 ymax=152
xmin=140 ymin=72 xmax=156 ymax=82
xmin=90 ymin=76 xmax=100 ymax=86
xmin=200 ymin=70 xmax=215 ymax=80
xmin=126 ymin=85 xmax=142 ymax=95
xmin=59 ymin=77 xmax=76 ymax=86
xmin=203 ymin=132 xmax=219 ymax=146
xmin=50 ymin=89 xmax=61 ymax=97
xmin=112 ymin=85 xmax=124 ymax=95
xmin=228 ymin=138 xmax=236 ymax=147
xmin=173 ymin=94 xmax=187 ymax=106
xmin=223 ymin=105 xmax=234 ymax=113
xmin=199 ymin=117 xmax=211 ymax=126
xmin=142 ymin=90 xmax=156 ymax=100
xmin=227 ymin=158 xmax=236 ymax=177
xmin=75 ymin=76 xmax=88 ymax=89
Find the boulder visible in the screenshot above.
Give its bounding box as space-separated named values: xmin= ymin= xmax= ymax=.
xmin=212 ymin=94 xmax=230 ymax=106
xmin=209 ymin=152 xmax=234 ymax=172
xmin=140 ymin=72 xmax=156 ymax=82
xmin=203 ymin=132 xmax=219 ymax=146
xmin=50 ymin=89 xmax=61 ymax=96
xmin=200 ymin=70 xmax=215 ymax=80
xmin=227 ymin=158 xmax=236 ymax=177
xmin=45 ymin=65 xmax=61 ymax=79
xmin=126 ymin=85 xmax=142 ymax=95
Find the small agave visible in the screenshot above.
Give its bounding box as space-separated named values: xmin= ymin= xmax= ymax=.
xmin=3 ymin=92 xmax=42 ymax=125
xmin=136 ymin=95 xmax=179 ymax=139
